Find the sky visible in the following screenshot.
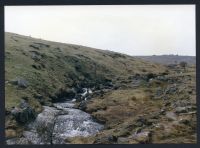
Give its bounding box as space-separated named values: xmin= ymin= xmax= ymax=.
xmin=5 ymin=5 xmax=196 ymax=56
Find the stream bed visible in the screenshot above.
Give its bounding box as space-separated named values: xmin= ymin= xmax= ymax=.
xmin=7 ymin=100 xmax=104 ymax=144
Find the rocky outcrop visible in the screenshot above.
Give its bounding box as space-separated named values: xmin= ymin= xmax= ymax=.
xmin=10 ymin=77 xmax=29 ymax=88
xmin=11 ymin=100 xmax=36 ymax=124
xmin=51 ymin=88 xmax=76 ymax=102
xmin=7 ymin=101 xmax=104 ymax=145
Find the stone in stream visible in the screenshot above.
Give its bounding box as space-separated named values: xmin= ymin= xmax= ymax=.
xmin=22 ymin=106 xmax=60 ymax=144
xmin=75 ymin=88 xmax=93 ymax=102
xmin=78 ymin=101 xmax=87 ymax=111
xmin=7 ymin=106 xmax=60 ymax=145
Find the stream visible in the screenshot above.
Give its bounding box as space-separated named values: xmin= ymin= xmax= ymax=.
xmin=6 ymin=89 xmax=104 ymax=145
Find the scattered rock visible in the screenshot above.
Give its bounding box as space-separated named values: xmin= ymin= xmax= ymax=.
xmin=78 ymin=101 xmax=87 ymax=111
xmin=135 ymin=117 xmax=151 ymax=127
xmin=167 ymin=77 xmax=178 ymax=84
xmin=164 ymin=101 xmax=171 ymax=107
xmin=40 ymin=63 xmax=46 ymax=68
xmin=132 ymin=73 xmax=141 ymax=80
xmin=187 ymin=106 xmax=197 ymax=112
xmin=19 ymin=99 xmax=29 ymax=109
xmin=175 ymin=107 xmax=188 ymax=114
xmin=92 ymin=90 xmax=104 ymax=97
xmin=166 ymin=112 xmax=177 ymax=121
xmin=151 ymin=113 xmax=160 ymax=119
xmin=11 ymin=106 xmax=36 ymax=124
xmin=146 ymin=73 xmax=156 ymax=81
xmin=5 ymin=109 xmax=11 ymax=115
xmin=10 ymin=77 xmax=29 ymax=88
xmin=34 ymin=93 xmax=43 ymax=100
xmin=131 ymin=131 xmax=152 ymax=143
xmin=179 ymin=119 xmax=190 ymax=125
xmin=52 ymin=88 xmax=76 ymax=102
xmin=172 ymin=100 xmax=191 ymax=108
xmin=132 ymin=79 xmax=141 ymax=87
xmin=117 ymin=137 xmax=129 ymax=144
xmin=104 ymin=81 xmax=113 ymax=88
xmin=29 ymin=44 xmax=40 ymax=50
xmin=156 ymin=75 xmax=168 ymax=81
xmin=93 ymin=135 xmax=116 ymax=144
xmin=75 ymin=94 xmax=83 ymax=102
xmin=30 ymin=51 xmax=42 ymax=61
xmin=165 ymin=85 xmax=178 ymax=95
xmin=32 ymin=64 xmax=42 ymax=70
xmin=159 ymin=109 xmax=166 ymax=115
xmin=155 ymin=87 xmax=163 ymax=97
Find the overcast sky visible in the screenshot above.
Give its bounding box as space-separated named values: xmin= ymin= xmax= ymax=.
xmin=5 ymin=5 xmax=195 ymax=56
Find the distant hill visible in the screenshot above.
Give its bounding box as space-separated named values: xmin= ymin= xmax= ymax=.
xmin=136 ymin=55 xmax=196 ymax=65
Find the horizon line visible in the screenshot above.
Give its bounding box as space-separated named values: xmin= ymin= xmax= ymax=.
xmin=5 ymin=31 xmax=196 ymax=57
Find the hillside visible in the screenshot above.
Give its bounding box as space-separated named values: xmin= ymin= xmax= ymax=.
xmin=5 ymin=32 xmax=167 ymax=109
xmin=5 ymin=32 xmax=196 ymax=144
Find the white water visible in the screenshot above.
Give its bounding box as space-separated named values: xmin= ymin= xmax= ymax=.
xmin=7 ymin=88 xmax=103 ymax=145
xmin=52 ymin=101 xmax=103 ymax=144
xmin=7 ymin=100 xmax=103 ymax=144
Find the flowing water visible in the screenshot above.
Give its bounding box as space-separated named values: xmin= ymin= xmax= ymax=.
xmin=7 ymin=89 xmax=104 ymax=145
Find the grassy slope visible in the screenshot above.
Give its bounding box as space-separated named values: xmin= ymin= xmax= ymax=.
xmin=81 ymin=66 xmax=196 ymax=144
xmin=5 ymin=32 xmax=167 ymax=110
xmin=60 ymin=64 xmax=196 ymax=144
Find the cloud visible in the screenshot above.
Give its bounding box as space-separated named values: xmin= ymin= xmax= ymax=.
xmin=5 ymin=5 xmax=195 ymax=56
